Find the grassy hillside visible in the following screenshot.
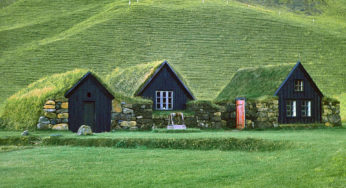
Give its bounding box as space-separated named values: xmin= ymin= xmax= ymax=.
xmin=0 ymin=0 xmax=345 ymax=110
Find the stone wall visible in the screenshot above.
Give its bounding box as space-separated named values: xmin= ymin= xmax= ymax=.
xmin=245 ymin=99 xmax=279 ymax=129
xmin=218 ymin=99 xmax=279 ymax=129
xmin=322 ymin=99 xmax=341 ymax=126
xmin=111 ymin=101 xmax=153 ymax=130
xmin=186 ymin=101 xmax=226 ymax=129
xmin=37 ymin=99 xmax=69 ymax=130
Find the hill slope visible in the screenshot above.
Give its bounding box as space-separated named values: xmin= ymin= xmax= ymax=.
xmin=0 ymin=0 xmax=345 ymax=104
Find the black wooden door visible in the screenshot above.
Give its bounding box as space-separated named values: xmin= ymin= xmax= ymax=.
xmin=83 ymin=101 xmax=95 ymax=129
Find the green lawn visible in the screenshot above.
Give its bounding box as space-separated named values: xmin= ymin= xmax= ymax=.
xmin=0 ymin=127 xmax=345 ymax=187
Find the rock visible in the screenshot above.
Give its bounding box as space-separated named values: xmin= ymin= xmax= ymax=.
xmin=120 ymin=121 xmax=129 ymax=127
xmin=38 ymin=116 xmax=50 ymax=124
xmin=124 ymin=104 xmax=133 ymax=108
xmin=141 ymin=105 xmax=146 ymax=109
xmin=123 ymin=108 xmax=134 ymax=114
xmin=129 ymin=121 xmax=137 ymax=127
xmin=61 ymin=118 xmax=68 ymax=123
xmin=37 ymin=123 xmax=51 ymax=130
xmin=57 ymin=113 xmax=69 ymax=119
xmin=323 ymin=108 xmax=332 ymax=115
xmin=52 ymin=123 xmax=68 ymax=131
xmin=56 ymin=109 xmax=68 ymax=113
xmin=43 ymin=108 xmax=56 ymax=113
xmin=211 ymin=116 xmax=221 ymax=121
xmin=112 ymin=100 xmax=122 ymax=113
xmin=328 ymin=114 xmax=341 ymax=126
xmin=44 ymin=104 xmax=55 ymax=109
xmin=45 ymin=100 xmax=55 ymax=105
xmin=77 ymin=125 xmax=93 ymax=136
xmin=214 ymin=112 xmax=221 ymax=117
xmin=44 ymin=112 xmax=56 ymax=119
xmin=325 ymin=122 xmax=332 ymax=127
xmin=21 ymin=130 xmax=29 ymax=136
xmin=50 ymin=119 xmax=57 ymax=125
xmin=61 ymin=102 xmax=68 ymax=109
xmin=322 ymin=115 xmax=328 ymax=123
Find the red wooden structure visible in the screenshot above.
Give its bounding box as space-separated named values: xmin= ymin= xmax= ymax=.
xmin=236 ymin=98 xmax=245 ymax=129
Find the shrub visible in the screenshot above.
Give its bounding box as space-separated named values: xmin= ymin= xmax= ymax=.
xmin=0 ymin=136 xmax=41 ymax=146
xmin=41 ymin=137 xmax=290 ymax=152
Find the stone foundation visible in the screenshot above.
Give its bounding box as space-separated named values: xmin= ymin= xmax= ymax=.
xmin=37 ymin=99 xmax=69 ymax=130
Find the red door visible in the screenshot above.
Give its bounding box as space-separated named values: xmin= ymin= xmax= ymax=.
xmin=236 ymin=99 xmax=245 ymax=129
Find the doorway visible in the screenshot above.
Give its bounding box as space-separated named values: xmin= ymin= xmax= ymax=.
xmin=236 ymin=98 xmax=245 ymax=129
xmin=83 ymin=101 xmax=95 ymax=129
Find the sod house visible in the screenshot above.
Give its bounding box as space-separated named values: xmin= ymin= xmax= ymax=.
xmin=65 ymin=72 xmax=114 ymax=132
xmin=135 ymin=61 xmax=195 ymax=110
xmin=217 ymin=61 xmax=324 ymax=124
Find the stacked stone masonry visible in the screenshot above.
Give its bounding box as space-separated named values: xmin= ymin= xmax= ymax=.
xmin=37 ymin=100 xmax=69 ymax=130
xmin=322 ymin=100 xmax=341 ymax=126
xmin=186 ymin=102 xmax=226 ymax=129
xmin=37 ymin=98 xmax=341 ymax=131
xmin=219 ymin=99 xmax=279 ymax=129
xmin=111 ymin=101 xmax=153 ymax=130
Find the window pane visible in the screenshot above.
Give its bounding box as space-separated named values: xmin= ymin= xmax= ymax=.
xmin=308 ymin=101 xmax=311 ymax=117
xmin=292 ymin=101 xmax=296 ymax=117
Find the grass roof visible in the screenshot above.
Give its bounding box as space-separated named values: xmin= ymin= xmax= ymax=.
xmin=216 ymin=64 xmax=295 ymax=102
xmin=106 ymin=61 xmax=195 ymax=99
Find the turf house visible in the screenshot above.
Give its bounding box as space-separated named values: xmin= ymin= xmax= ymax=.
xmin=65 ymin=72 xmax=115 ymax=132
xmin=217 ymin=61 xmax=325 ymax=125
xmin=133 ymin=61 xmax=195 ymax=110
xmin=275 ymin=62 xmax=323 ymax=124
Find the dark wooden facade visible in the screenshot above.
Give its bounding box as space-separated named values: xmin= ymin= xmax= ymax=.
xmin=275 ymin=62 xmax=323 ymax=124
xmin=136 ymin=61 xmax=195 ymax=110
xmin=65 ymin=72 xmax=114 ymax=133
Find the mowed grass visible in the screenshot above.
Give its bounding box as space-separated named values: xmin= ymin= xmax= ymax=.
xmin=0 ymin=0 xmax=345 ymax=104
xmin=0 ymin=127 xmax=345 ymax=187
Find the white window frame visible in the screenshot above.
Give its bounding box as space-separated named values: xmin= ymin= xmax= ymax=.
xmin=155 ymin=91 xmax=173 ymax=110
xmin=294 ymin=80 xmax=304 ymax=92
xmin=301 ymin=100 xmax=311 ymax=117
xmin=286 ymin=100 xmax=296 ymax=117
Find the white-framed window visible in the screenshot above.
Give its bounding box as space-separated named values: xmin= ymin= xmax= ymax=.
xmin=155 ymin=91 xmax=173 ymax=110
xmin=294 ymin=80 xmax=304 ymax=92
xmin=301 ymin=100 xmax=311 ymax=117
xmin=286 ymin=100 xmax=296 ymax=117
